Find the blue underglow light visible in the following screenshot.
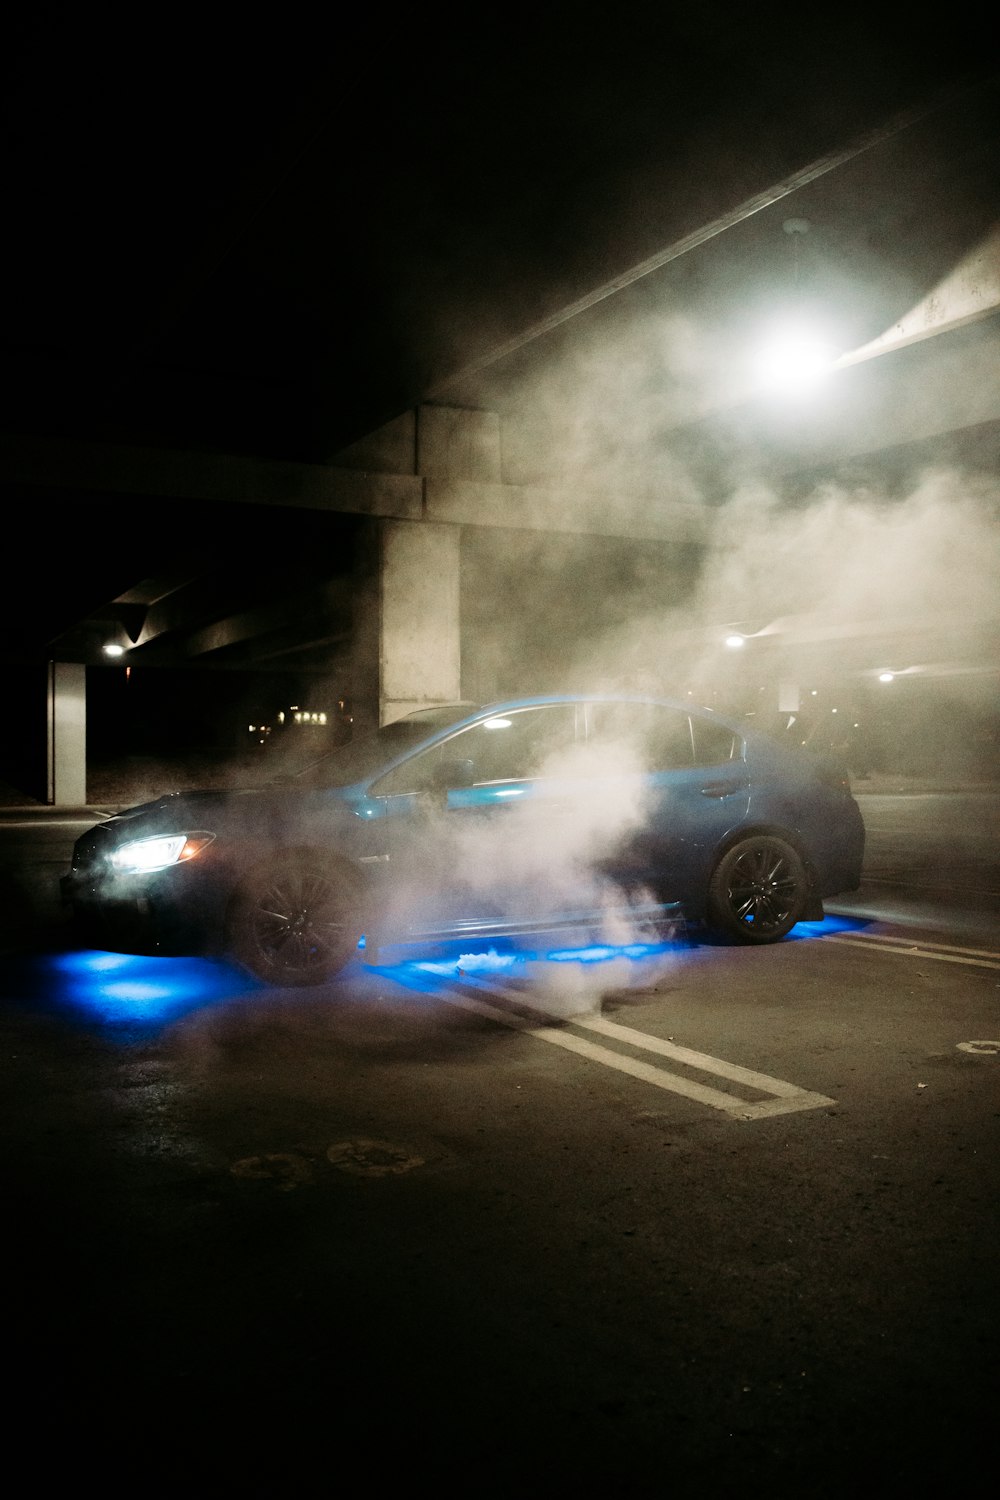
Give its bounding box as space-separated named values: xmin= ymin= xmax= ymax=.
xmin=362 ymin=916 xmax=870 ymax=989
xmin=787 ymin=914 xmax=866 ymax=939
xmin=424 ymin=948 xmax=522 ymax=977
xmin=372 ymin=936 xmax=679 ymax=991
xmin=548 ymin=944 xmax=618 ymax=963
xmin=49 ymin=948 xmax=249 ymax=1024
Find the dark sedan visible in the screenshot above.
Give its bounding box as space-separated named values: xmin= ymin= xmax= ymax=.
xmin=61 ymin=694 xmax=865 ymax=985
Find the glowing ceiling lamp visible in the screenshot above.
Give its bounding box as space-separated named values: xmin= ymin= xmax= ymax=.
xmin=755 ymin=219 xmax=839 ymax=397
xmin=755 ymin=327 xmax=838 ymax=394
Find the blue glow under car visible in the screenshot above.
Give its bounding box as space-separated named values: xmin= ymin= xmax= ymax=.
xmin=60 ymin=694 xmax=865 ymax=987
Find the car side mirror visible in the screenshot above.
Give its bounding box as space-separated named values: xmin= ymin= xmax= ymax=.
xmin=430 ymin=758 xmax=475 ymax=791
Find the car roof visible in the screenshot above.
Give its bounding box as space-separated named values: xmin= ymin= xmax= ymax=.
xmin=469 ymin=692 xmax=737 ymax=722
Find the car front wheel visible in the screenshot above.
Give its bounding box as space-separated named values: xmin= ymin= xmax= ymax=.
xmin=228 ymin=855 xmax=363 ymax=986
xmin=707 ymin=836 xmax=808 ymax=944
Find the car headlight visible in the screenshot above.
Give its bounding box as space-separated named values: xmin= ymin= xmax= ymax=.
xmin=109 ymin=832 xmax=216 ymax=874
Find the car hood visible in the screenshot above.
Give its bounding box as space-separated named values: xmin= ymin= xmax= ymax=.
xmin=95 ymin=781 xmax=364 ymax=841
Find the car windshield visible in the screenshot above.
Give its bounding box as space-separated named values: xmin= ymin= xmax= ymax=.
xmin=291 ymin=703 xmax=481 ymax=787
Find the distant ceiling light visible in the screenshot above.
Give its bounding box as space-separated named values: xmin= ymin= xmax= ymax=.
xmin=103 ymin=643 xmax=125 ymax=658
xmin=724 ymin=634 xmax=745 ymax=649
xmin=879 ymin=672 xmax=895 ymax=683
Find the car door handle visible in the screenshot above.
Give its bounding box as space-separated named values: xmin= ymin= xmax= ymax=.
xmin=699 ymin=780 xmax=748 ymax=798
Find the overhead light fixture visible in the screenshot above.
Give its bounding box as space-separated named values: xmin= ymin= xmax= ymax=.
xmin=754 ymin=219 xmax=839 ymax=397
xmin=724 ymin=634 xmax=746 ymax=649
xmin=755 ymin=323 xmax=839 ymax=395
xmin=103 ymin=643 xmax=126 ymax=658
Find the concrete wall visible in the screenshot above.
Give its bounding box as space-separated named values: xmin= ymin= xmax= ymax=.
xmin=379 ymin=520 xmax=461 ymax=724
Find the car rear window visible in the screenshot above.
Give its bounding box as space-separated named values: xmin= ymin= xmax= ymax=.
xmin=585 ymin=702 xmax=695 ymax=769
xmin=691 ymin=718 xmax=741 ymax=766
xmin=585 ymin=701 xmax=741 ymax=771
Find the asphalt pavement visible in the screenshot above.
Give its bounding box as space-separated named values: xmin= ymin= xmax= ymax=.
xmin=2 ymin=760 xmax=998 ymax=1492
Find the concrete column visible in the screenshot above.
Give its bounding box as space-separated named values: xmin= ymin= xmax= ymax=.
xmin=380 ymin=519 xmax=461 ymax=725
xmin=47 ymin=661 xmax=87 ymax=806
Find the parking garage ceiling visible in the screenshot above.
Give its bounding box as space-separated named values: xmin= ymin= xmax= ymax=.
xmin=1 ymin=6 xmax=998 ymax=676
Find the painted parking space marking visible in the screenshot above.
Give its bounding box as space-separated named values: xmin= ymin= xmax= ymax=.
xmin=824 ymin=933 xmax=1000 ymax=970
xmin=432 ymin=983 xmax=835 ymax=1121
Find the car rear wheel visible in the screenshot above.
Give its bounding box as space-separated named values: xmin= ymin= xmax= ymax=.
xmin=228 ymin=856 xmax=363 ymax=986
xmin=707 ymin=835 xmax=808 ymax=945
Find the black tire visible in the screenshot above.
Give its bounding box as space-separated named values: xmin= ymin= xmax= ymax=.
xmin=706 ymin=835 xmax=808 ymax=945
xmin=228 ymin=855 xmax=363 ymax=986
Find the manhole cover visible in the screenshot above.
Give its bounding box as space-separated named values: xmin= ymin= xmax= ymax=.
xmin=230 ymin=1151 xmax=312 ymax=1190
xmin=326 ymin=1138 xmax=425 ymax=1177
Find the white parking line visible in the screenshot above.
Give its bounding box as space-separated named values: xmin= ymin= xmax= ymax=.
xmin=824 ymin=933 xmax=1000 ymax=970
xmin=433 ymin=984 xmax=835 ymax=1120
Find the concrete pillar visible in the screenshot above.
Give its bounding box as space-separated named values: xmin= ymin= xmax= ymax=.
xmin=417 ymin=403 xmax=502 ymax=482
xmin=47 ymin=661 xmax=87 ymax=806
xmin=380 ymin=519 xmax=461 ymax=725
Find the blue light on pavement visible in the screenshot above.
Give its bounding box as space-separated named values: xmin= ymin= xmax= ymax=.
xmin=49 ymin=948 xmax=248 ymax=1023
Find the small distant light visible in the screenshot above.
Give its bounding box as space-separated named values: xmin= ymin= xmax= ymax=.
xmin=103 ymin=643 xmax=125 ymax=658
xmin=724 ymin=634 xmax=745 ymax=649
xmin=879 ymin=672 xmax=895 ymax=683
xmin=810 ymin=689 xmax=818 ymax=696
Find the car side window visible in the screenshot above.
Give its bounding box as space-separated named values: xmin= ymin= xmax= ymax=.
xmin=586 ymin=702 xmax=695 ymax=771
xmin=371 ymin=705 xmax=579 ymax=794
xmin=690 ymin=718 xmax=741 ymax=766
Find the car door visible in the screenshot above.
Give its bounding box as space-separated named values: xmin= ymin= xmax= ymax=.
xmin=363 ymin=703 xmax=585 ymax=939
xmin=582 ymin=700 xmax=751 ymax=902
